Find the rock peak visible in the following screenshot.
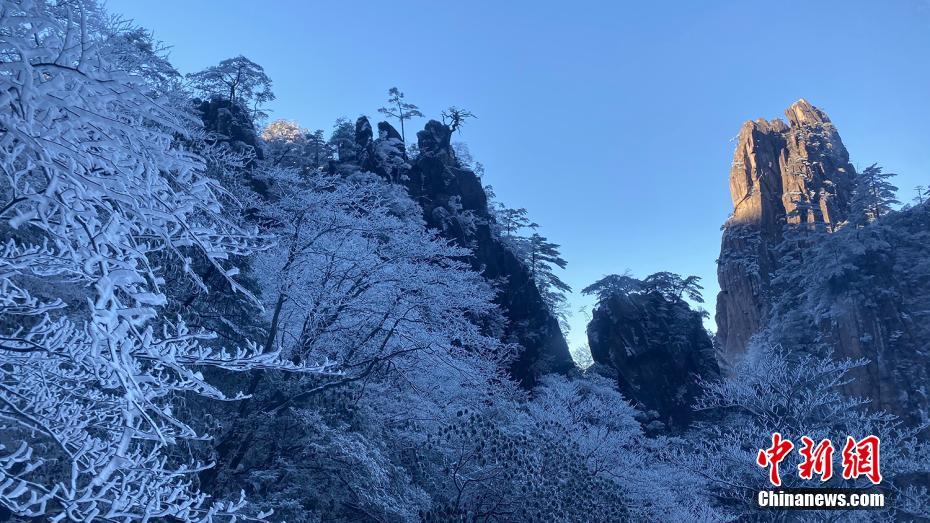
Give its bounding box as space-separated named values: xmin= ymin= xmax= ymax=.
xmin=786 ymin=98 xmax=831 ymax=126
xmin=715 ymin=100 xmax=855 ymax=369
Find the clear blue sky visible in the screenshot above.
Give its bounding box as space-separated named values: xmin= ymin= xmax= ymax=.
xmin=108 ymin=0 xmax=930 ymax=353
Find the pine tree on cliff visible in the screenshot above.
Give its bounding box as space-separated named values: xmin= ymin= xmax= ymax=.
xmin=581 ymin=273 xmax=643 ymax=302
xmin=493 ymin=204 xmax=536 ymax=238
xmin=584 ymin=272 xmax=704 ymax=306
xmin=641 ymin=271 xmax=705 ymax=304
xmin=850 ymin=164 xmax=899 ymax=226
xmin=378 ymin=87 xmax=423 ymax=151
xmin=527 ymin=232 xmax=572 ymax=329
xmin=187 ymin=55 xmax=275 ymax=121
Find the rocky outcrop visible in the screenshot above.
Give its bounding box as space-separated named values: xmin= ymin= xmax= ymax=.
xmin=196 ymin=96 xmax=263 ymax=161
xmin=355 ymin=118 xmax=575 ymax=385
xmin=355 ymin=118 xmax=407 ymax=183
xmin=355 ymin=116 xmax=373 ymax=150
xmin=194 ymin=96 xmax=275 ymax=202
xmin=716 ymin=100 xmax=930 ymax=422
xmin=716 ymin=99 xmax=856 ymax=368
xmin=587 ymin=292 xmax=719 ymax=433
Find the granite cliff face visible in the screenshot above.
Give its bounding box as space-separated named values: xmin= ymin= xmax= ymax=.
xmin=716 ymin=99 xmax=856 ymax=368
xmin=354 ymin=117 xmax=575 ymax=385
xmin=716 ymin=100 xmax=930 ymax=421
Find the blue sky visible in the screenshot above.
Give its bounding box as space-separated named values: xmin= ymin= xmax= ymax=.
xmin=108 ymin=0 xmax=930 ymax=352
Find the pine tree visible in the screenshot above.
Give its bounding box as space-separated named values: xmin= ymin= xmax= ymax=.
xmin=641 ymin=272 xmax=705 ymax=303
xmin=329 ymin=117 xmax=358 ymax=162
xmin=377 ymin=87 xmax=423 ymax=146
xmin=188 ymin=55 xmax=275 ymax=121
xmin=850 ymin=164 xmax=899 ymax=226
xmin=581 ymin=273 xmax=638 ymax=301
xmin=527 ymin=233 xmax=572 ymax=329
xmin=582 ymin=272 xmax=703 ymax=305
xmin=914 ymin=185 xmax=926 ymax=205
xmin=305 ymin=129 xmax=329 ymax=169
xmin=493 ymin=204 xmax=535 ymax=238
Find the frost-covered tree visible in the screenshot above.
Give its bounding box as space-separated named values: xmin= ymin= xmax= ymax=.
xmin=403 ymin=372 xmax=714 ymax=521
xmin=416 ymin=403 xmax=630 ymax=521
xmin=250 ymin=168 xmax=506 ymax=374
xmin=0 ymin=2 xmax=324 ymax=519
xmin=679 ymin=343 xmax=930 ymax=520
xmin=98 ymin=20 xmax=180 ymax=94
xmin=529 ymin=374 xmax=641 ymax=476
xmin=569 ymin=342 xmax=595 ymax=369
xmin=849 ymin=164 xmax=899 ymax=226
xmin=531 ymin=374 xmax=718 ymax=520
xmin=452 ymin=141 xmax=475 ymax=167
xmin=328 ymin=117 xmax=358 ymax=163
xmin=201 ymin=165 xmax=515 ymax=510
xmin=188 ymin=55 xmax=275 ymax=121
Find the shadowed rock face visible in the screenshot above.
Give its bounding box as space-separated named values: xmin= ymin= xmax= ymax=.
xmin=716 ymin=99 xmax=855 ymax=369
xmin=196 ymin=96 xmax=263 ymax=161
xmin=409 ymin=120 xmax=574 ymax=384
xmin=587 ymin=292 xmax=719 ymax=433
xmin=772 ymin=201 xmax=930 ymax=423
xmin=196 ymin=96 xmax=269 ymax=198
xmin=354 ymin=118 xmax=575 ymax=385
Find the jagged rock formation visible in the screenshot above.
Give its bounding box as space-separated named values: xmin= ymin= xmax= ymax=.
xmin=354 ymin=118 xmax=575 ymax=385
xmin=587 ymin=292 xmax=719 ymax=432
xmin=196 ymin=96 xmax=263 ymax=161
xmin=716 ymin=99 xmax=930 ymax=421
xmin=196 ymin=96 xmax=270 ymax=198
xmin=716 ymin=99 xmax=855 ymax=368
